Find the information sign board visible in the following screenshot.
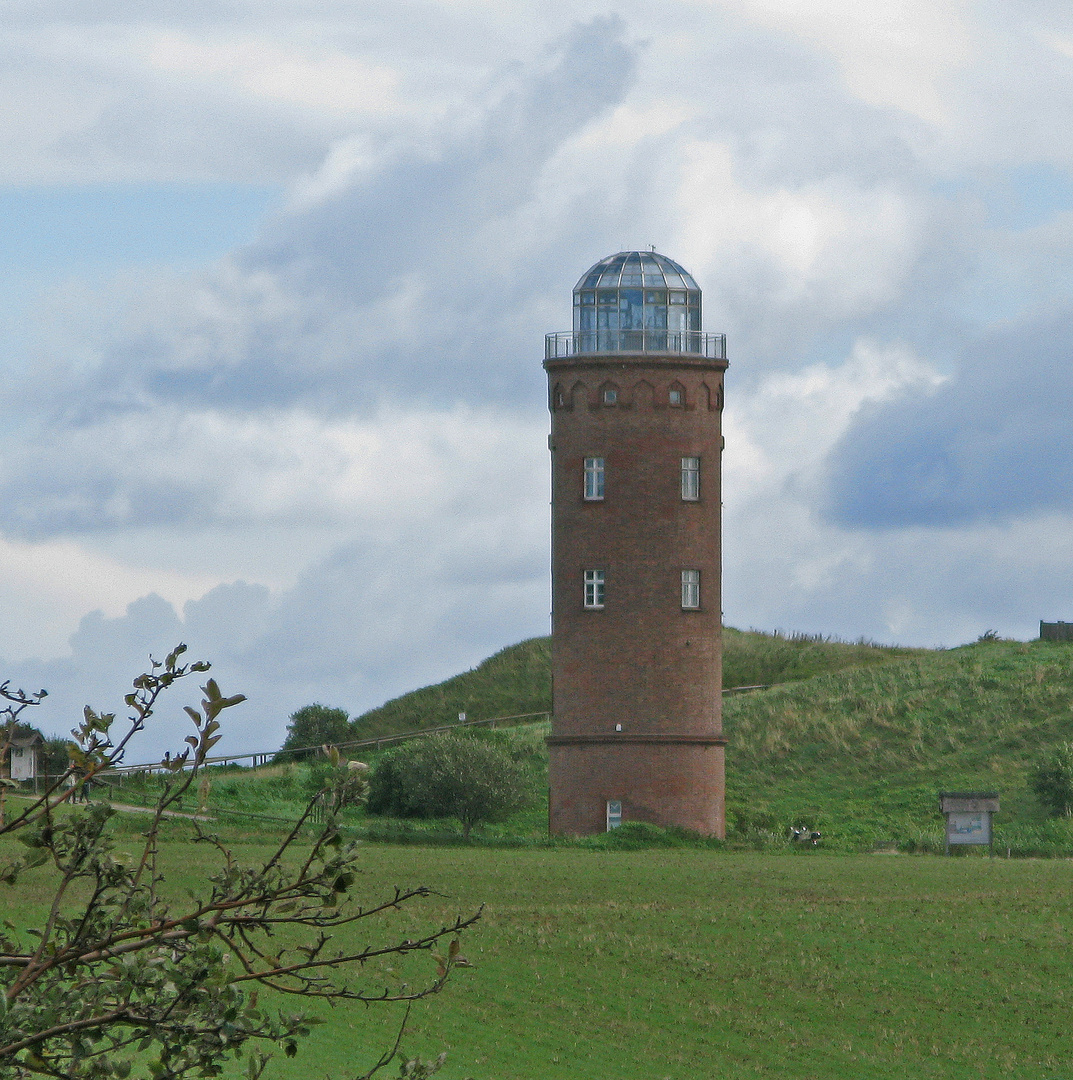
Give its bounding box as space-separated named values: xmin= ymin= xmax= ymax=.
xmin=940 ymin=792 xmax=999 ymax=854
xmin=946 ymin=811 xmax=991 ymax=845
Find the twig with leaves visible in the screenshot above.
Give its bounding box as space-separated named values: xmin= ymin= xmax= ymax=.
xmin=0 ymin=647 xmax=478 ymax=1080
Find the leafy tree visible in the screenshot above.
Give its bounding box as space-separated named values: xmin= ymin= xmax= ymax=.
xmin=0 ymin=648 xmax=476 ymax=1079
xmin=278 ymin=703 xmax=353 ymax=761
xmin=1033 ymin=741 xmax=1073 ymax=817
xmin=39 ymin=736 xmax=71 ymax=778
xmin=368 ymin=732 xmax=531 ymax=838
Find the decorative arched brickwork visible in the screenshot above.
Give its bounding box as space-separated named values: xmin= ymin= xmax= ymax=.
xmin=701 ymin=381 xmax=723 ymax=411
xmin=631 ymin=380 xmax=654 ymax=408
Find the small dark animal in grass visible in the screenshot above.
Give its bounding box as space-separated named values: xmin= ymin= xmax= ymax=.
xmin=790 ymin=826 xmax=821 ymax=845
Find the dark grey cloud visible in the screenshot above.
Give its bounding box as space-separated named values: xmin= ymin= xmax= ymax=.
xmin=824 ymin=309 xmax=1073 ymax=528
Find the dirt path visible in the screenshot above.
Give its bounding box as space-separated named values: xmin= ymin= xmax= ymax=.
xmin=107 ymin=801 xmax=213 ymax=821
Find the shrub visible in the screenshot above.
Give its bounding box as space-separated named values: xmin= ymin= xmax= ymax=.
xmin=277 ymin=703 xmax=352 ymax=761
xmin=1032 ymin=741 xmax=1073 ymax=816
xmin=368 ymin=733 xmax=532 ymax=838
xmin=599 ymin=821 xmax=684 ymax=849
xmin=307 ymin=756 xmax=370 ymax=809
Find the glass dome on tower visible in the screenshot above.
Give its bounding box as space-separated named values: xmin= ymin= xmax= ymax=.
xmin=572 ymin=250 xmax=702 ymax=354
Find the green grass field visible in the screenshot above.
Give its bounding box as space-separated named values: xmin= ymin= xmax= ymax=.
xmin=21 ymin=819 xmax=1072 ymax=1080
xmin=16 ymin=632 xmax=1073 ymax=1077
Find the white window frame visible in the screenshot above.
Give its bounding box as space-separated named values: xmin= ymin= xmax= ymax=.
xmin=681 ymin=456 xmax=700 ymax=501
xmin=584 ymin=569 xmax=606 ymax=609
xmin=584 ymin=456 xmax=605 ymax=501
xmin=681 ymin=569 xmax=700 ymax=610
xmin=669 ymin=387 xmax=683 ymax=407
xmin=602 ymin=386 xmax=618 ymax=406
xmin=606 ymin=800 xmax=623 ymax=830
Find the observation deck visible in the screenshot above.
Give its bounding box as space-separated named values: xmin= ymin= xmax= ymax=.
xmin=545 ymin=330 xmax=726 ymax=360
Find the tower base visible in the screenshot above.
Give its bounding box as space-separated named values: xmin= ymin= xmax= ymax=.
xmin=547 ymin=735 xmax=725 ymax=837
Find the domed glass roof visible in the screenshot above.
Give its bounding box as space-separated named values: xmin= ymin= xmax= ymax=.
xmin=570 ymin=250 xmax=702 ymax=354
xmin=574 ymin=250 xmax=700 ymax=293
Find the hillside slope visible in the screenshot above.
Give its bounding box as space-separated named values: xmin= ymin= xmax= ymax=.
xmin=721 ymin=627 xmax=923 ymax=687
xmin=723 ymin=638 xmax=1073 ymax=847
xmin=351 ymin=637 xmax=552 ymax=739
xmin=351 ymin=635 xmax=1073 ymax=851
xmin=349 ymin=629 xmax=920 ymax=739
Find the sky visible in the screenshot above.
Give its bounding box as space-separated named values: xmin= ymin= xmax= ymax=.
xmin=5 ymin=0 xmax=1073 ymax=760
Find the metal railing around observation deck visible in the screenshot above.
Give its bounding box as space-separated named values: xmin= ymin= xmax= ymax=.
xmin=545 ymin=330 xmax=726 ymax=360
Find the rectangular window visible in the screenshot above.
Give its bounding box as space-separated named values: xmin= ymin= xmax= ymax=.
xmin=606 ymin=800 xmax=623 ymax=830
xmin=584 ymin=456 xmax=605 ymax=500
xmin=682 ymin=569 xmax=700 ymax=609
xmin=681 ymin=456 xmax=700 ymax=500
xmin=584 ymin=570 xmax=606 ymax=609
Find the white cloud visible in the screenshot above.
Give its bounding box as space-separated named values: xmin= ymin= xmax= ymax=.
xmin=721 ymin=342 xmax=1073 ymax=647
xmin=143 ymin=31 xmax=401 ymax=113
xmin=723 ymin=338 xmax=945 ymax=495
xmin=0 ymin=535 xmax=219 ymax=661
xmin=677 ymin=140 xmax=922 ymax=320
xmin=725 ymin=0 xmax=972 ymax=127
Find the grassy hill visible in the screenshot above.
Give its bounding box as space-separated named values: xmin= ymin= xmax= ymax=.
xmin=723 ymin=637 xmax=1073 ymax=851
xmin=721 ymin=627 xmax=923 ymax=687
xmin=348 ymin=629 xmax=922 ymax=739
xmin=168 ymin=631 xmax=1073 ymax=854
xmin=350 ymin=636 xmax=553 ymax=739
xmin=345 ymin=631 xmax=1073 ymax=852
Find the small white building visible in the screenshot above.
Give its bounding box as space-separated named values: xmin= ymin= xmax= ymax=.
xmin=6 ymin=733 xmax=43 ymax=781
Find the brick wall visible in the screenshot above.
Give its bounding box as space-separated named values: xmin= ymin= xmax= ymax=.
xmin=545 ymin=353 xmax=727 ymax=837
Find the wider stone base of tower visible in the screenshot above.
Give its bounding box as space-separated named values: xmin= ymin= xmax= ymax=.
xmin=547 ymin=735 xmax=725 ymax=837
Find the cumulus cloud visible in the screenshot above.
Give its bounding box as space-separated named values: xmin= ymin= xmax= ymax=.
xmin=9 ymin=489 xmax=550 ymax=760
xmin=13 ymin=16 xmax=637 ymax=434
xmin=10 ymin=1 xmax=1073 ymax=761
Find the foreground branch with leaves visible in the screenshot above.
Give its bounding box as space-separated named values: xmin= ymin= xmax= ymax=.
xmin=0 ymin=647 xmax=478 ymax=1080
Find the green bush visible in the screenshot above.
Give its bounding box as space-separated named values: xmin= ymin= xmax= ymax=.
xmin=277 ymin=703 xmax=352 ymax=761
xmin=368 ymin=732 xmax=532 ymax=838
xmin=1031 ymin=741 xmax=1073 ymax=817
xmin=598 ymin=821 xmax=684 ymax=849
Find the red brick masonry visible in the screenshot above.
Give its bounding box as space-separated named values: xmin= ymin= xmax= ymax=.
xmin=545 ymin=352 xmax=728 ymax=837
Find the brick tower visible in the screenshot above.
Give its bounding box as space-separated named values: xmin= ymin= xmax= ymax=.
xmin=544 ymin=251 xmax=727 ymax=837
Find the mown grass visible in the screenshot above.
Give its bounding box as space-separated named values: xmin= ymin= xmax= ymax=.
xmin=15 ymin=634 xmax=1073 ymax=1077
xmin=10 ymin=823 xmax=1073 ymax=1080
